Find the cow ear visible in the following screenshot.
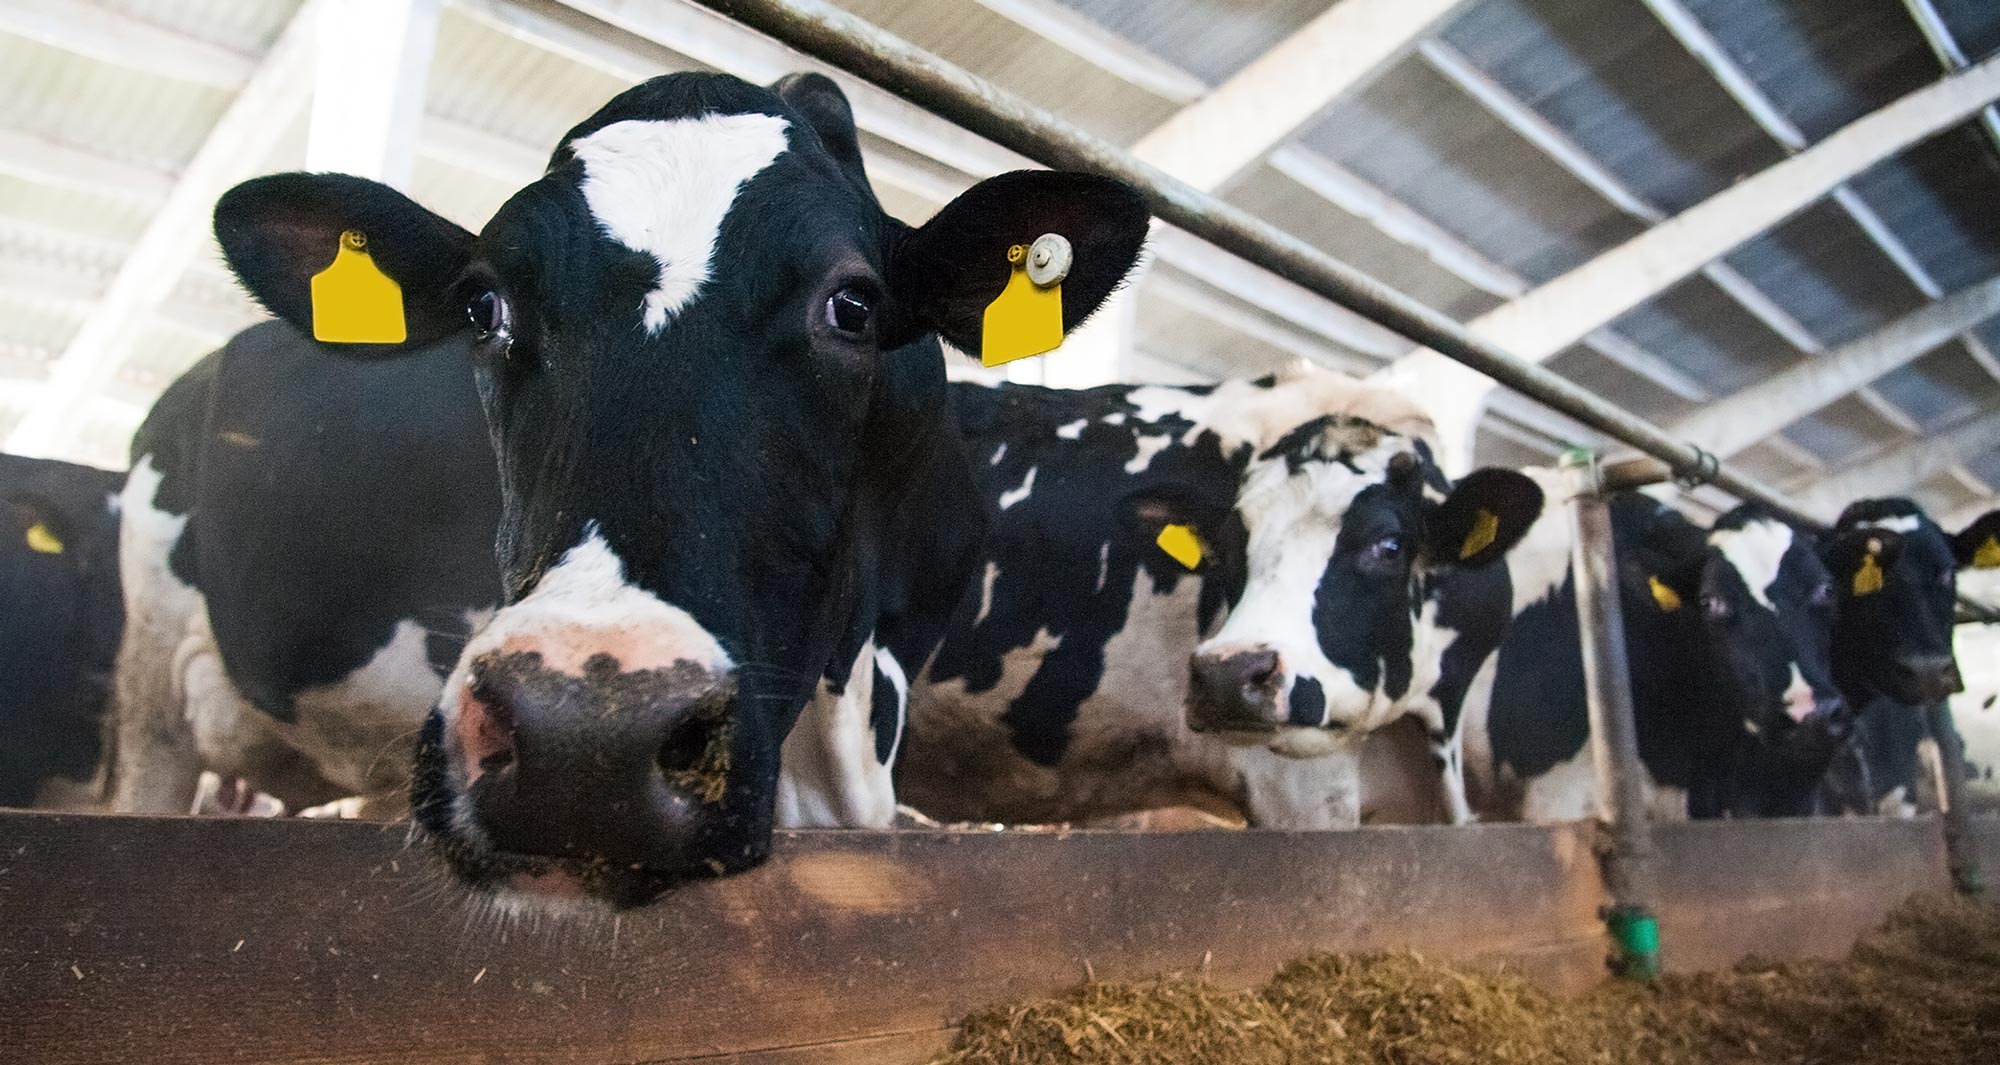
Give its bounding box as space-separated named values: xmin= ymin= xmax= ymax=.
xmin=1826 ymin=529 xmax=1904 ymax=597
xmin=1952 ymin=510 xmax=2000 ymax=569
xmin=887 ymin=170 xmax=1148 ymax=354
xmin=1424 ymin=468 xmax=1543 ymax=569
xmin=770 ymin=73 xmax=867 ymax=186
xmin=214 ymin=173 xmax=476 ymax=357
xmin=1120 ymin=485 xmax=1219 ymax=572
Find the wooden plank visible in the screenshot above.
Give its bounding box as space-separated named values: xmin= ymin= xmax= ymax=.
xmin=0 ymin=814 xmax=1604 ymax=1065
xmin=1650 ymin=817 xmax=1950 ymax=973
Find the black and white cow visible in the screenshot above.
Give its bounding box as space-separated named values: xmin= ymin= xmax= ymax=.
xmin=1815 ymin=500 xmax=2000 ymax=816
xmin=1456 ymin=481 xmax=1849 ymax=822
xmin=116 ymin=72 xmax=1147 ymax=907
xmin=891 ymin=370 xmax=1541 ymax=828
xmin=0 ymin=453 xmax=124 ymax=809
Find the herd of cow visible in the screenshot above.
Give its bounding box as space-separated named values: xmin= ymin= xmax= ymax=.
xmin=4 ymin=72 xmax=1998 ymax=909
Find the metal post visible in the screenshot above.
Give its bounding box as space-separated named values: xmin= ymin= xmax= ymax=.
xmin=1926 ymin=701 xmax=1986 ymax=897
xmin=1561 ymin=448 xmax=1661 ymax=981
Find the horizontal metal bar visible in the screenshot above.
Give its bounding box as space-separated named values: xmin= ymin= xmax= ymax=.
xmin=687 ymin=0 xmax=1999 ymax=623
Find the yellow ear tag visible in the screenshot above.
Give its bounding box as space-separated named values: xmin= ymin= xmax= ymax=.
xmin=1648 ymin=576 xmax=1681 ymax=613
xmin=1853 ymin=553 xmax=1884 ymax=597
xmin=1157 ymin=523 xmax=1203 ymax=570
xmin=1974 ymin=536 xmax=2000 ymax=570
xmin=310 ymin=230 xmax=406 ymax=344
xmin=980 ymin=242 xmax=1064 ymax=368
xmin=25 ymin=522 xmax=62 ymax=555
xmin=1458 ymin=508 xmax=1499 ymax=561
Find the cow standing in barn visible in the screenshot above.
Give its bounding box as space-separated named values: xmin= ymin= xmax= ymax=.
xmin=0 ymin=454 xmax=124 ymax=809
xmin=112 ymin=72 xmax=1148 ymax=908
xmin=1815 ymin=501 xmax=2000 ymax=816
xmin=891 ymin=369 xmax=1542 ymax=828
xmin=1443 ymin=479 xmax=1850 ymax=822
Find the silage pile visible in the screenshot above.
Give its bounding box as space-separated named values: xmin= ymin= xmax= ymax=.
xmin=930 ymin=894 xmax=2000 ymax=1065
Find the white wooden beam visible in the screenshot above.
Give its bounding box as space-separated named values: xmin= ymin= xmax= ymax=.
xmin=0 ymin=127 xmax=175 ymax=201
xmin=1130 ymin=0 xmax=1470 ymax=193
xmin=1383 ymin=52 xmax=2000 ymax=392
xmin=0 ymin=0 xmax=259 ymax=90
xmin=306 ymin=0 xmax=442 ymax=189
xmin=1902 ymin=0 xmax=2000 ymax=160
xmin=6 ymin=0 xmax=325 ymax=459
xmin=1794 ymin=409 xmax=2000 ymax=520
xmin=1145 ymin=270 xmax=1372 ymax=376
xmin=971 ymin=0 xmax=1204 ymax=105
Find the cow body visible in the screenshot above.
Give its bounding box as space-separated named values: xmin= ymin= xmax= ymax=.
xmin=1815 ymin=501 xmax=2000 ymax=816
xmin=1458 ymin=483 xmax=1847 ymax=822
xmin=0 ymin=453 xmax=124 ymax=808
xmin=894 ymin=372 xmax=1539 ymax=828
xmin=113 ymin=324 xmax=501 ymax=815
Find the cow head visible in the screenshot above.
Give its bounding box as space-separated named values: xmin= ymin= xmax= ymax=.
xmin=1821 ymin=499 xmax=2000 ymax=705
xmin=214 ymin=73 xmax=1146 ymax=907
xmin=1170 ymin=410 xmax=1541 ymax=757
xmin=1680 ymin=506 xmax=1847 ymax=808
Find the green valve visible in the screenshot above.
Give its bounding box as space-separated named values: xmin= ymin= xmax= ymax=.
xmin=1606 ymin=906 xmax=1661 ymax=983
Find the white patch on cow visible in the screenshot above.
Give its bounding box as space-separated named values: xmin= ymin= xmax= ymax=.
xmin=989 ymin=442 xmax=1007 ymax=466
xmin=1501 ymin=467 xmax=1577 ymax=614
xmin=1055 ymin=418 xmax=1087 ymax=439
xmin=1095 ymin=541 xmax=1110 ymax=593
xmin=1709 ymin=518 xmax=1794 ymax=611
xmin=111 ymin=455 xmax=206 ymax=813
xmin=569 ymin=113 xmax=791 ymax=333
xmin=778 ymin=638 xmax=897 ymax=828
xmin=999 ymin=466 xmax=1037 ymax=510
xmin=1124 ymin=434 xmax=1171 ymax=474
xmin=974 ymin=561 xmax=1000 ymax=625
xmin=1951 ymin=619 xmax=2000 ymax=810
xmin=1102 ymin=412 xmax=1127 ymax=426
xmin=437 ymin=531 xmax=732 ymax=734
xmin=1877 ymin=784 xmax=1914 ymax=818
xmin=1126 ymin=370 xmax=1436 ymax=456
xmin=1860 ymin=515 xmax=1922 ymax=534
xmin=1230 ymin=745 xmax=1361 ymax=829
xmin=288 ymin=620 xmax=448 ymax=795
xmin=1779 ymin=664 xmax=1815 ymax=723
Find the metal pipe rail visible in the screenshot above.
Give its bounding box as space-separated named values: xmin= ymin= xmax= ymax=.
xmin=692 ymin=0 xmax=1999 ymax=624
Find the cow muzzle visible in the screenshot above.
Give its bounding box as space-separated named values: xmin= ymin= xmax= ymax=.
xmin=1890 ymin=653 xmax=1963 ymax=704
xmin=1186 ymin=647 xmax=1286 ymax=735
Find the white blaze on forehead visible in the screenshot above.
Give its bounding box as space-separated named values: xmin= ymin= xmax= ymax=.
xmin=1859 ymin=514 xmax=1922 ymax=533
xmin=570 ymin=113 xmax=791 ymax=333
xmin=1709 ymin=519 xmax=1795 ymax=611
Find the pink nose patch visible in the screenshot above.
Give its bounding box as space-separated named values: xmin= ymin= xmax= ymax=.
xmin=454 ymin=677 xmax=515 ymax=784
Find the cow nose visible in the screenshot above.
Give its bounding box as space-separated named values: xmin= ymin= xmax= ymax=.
xmin=453 ymin=650 xmax=735 ymax=871
xmin=1896 ymin=654 xmax=1963 ymax=701
xmin=1187 ymin=648 xmax=1283 ymax=732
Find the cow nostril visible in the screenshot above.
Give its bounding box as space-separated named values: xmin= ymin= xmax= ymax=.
xmin=1239 ymin=650 xmax=1279 ymax=687
xmin=457 ymin=674 xmax=517 ymax=778
xmin=657 ymin=707 xmax=733 ymax=805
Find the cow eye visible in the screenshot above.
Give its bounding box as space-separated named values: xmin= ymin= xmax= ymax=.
xmin=465 ymin=287 xmax=510 ymax=341
xmin=1940 ymin=569 xmax=1956 ymax=589
xmin=1366 ymin=534 xmax=1403 ymax=566
xmin=1702 ymin=594 xmax=1731 ymax=621
xmin=824 ymin=286 xmax=874 ymax=337
xmin=1810 ymin=581 xmax=1834 ymax=608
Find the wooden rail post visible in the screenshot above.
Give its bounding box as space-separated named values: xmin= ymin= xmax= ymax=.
xmin=1562 ymin=447 xmax=1662 ymax=981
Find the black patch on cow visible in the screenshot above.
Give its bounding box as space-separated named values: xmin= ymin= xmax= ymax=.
xmin=1424 ymin=559 xmax=1512 ymax=742
xmin=871 ymin=658 xmax=900 ymax=765
xmin=1287 ymin=675 xmax=1326 ymax=727
xmin=1311 ymin=482 xmax=1421 ymax=703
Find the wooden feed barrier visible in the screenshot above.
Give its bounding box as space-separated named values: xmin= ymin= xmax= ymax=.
xmin=1 ymin=811 xmax=1984 ymax=1064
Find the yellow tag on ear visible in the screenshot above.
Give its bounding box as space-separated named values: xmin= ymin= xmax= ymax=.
xmin=1157 ymin=523 xmax=1203 ymax=570
xmin=1975 ymin=536 xmax=2000 ymax=570
xmin=981 ymin=243 xmax=1063 ymax=367
xmin=1459 ymin=508 xmax=1499 ymax=561
xmin=25 ymin=522 xmax=62 ymax=555
xmin=1853 ymin=553 xmax=1884 ymax=597
xmin=1648 ymin=576 xmax=1681 ymax=613
xmin=310 ymin=230 xmax=406 ymax=344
